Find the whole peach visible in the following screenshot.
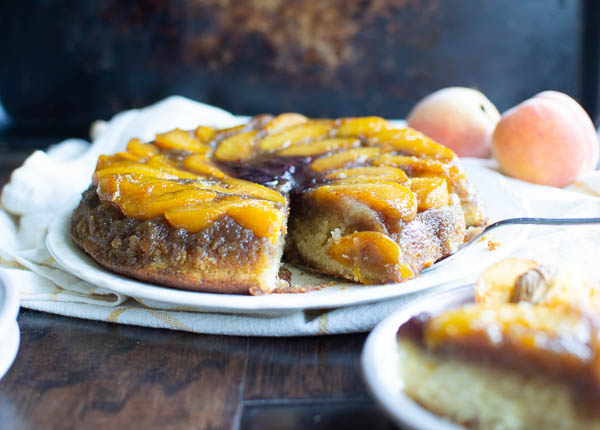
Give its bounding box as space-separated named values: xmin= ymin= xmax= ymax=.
xmin=492 ymin=91 xmax=599 ymax=187
xmin=407 ymin=87 xmax=501 ymax=158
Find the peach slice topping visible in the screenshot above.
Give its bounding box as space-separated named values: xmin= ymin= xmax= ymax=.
xmin=366 ymin=128 xmax=456 ymax=160
xmin=96 ymin=153 xmax=142 ymax=170
xmin=277 ymin=138 xmax=360 ymax=157
xmin=264 ymin=113 xmax=308 ymax=134
xmin=144 ymin=156 xmax=202 ymax=179
xmin=194 ymin=125 xmax=216 ymax=143
xmin=327 ymin=177 xmax=406 ymax=187
xmin=183 ymin=154 xmax=228 ymax=178
xmin=409 ymin=177 xmax=450 ymax=211
xmin=98 ymin=172 xmax=285 ymax=214
xmin=102 ymin=174 xmax=285 ymax=206
xmin=260 ymin=122 xmax=331 ymax=152
xmin=328 ymin=231 xmax=414 ymax=282
xmin=97 ymin=176 xmax=197 ymax=199
xmin=215 ymin=124 xmax=247 ymax=137
xmin=219 ymin=177 xmax=287 ymax=205
xmin=164 ymin=197 xmax=285 ymax=242
xmin=474 ymin=258 xmax=540 ymax=305
xmin=126 ymin=138 xmax=159 ymax=158
xmin=373 ymin=154 xmax=465 ymax=182
xmin=324 ymin=166 xmax=409 ymax=182
xmin=94 ymin=162 xmax=186 ymax=183
xmin=314 ymin=182 xmax=417 ymax=222
xmin=474 ymin=257 xmax=600 ymax=315
xmin=214 ymin=131 xmax=258 ymax=162
xmin=97 ymin=176 xmax=218 ymax=219
xmin=118 ymin=189 xmax=217 ymax=219
xmin=422 ymin=303 xmax=592 ymax=359
xmin=335 ymin=116 xmax=388 ymax=137
xmin=154 ymin=129 xmax=211 ymax=154
xmin=310 ymin=147 xmax=381 ymax=173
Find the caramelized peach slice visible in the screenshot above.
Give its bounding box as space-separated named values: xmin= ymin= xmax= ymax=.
xmin=328 ymin=231 xmax=414 ymax=283
xmin=409 ymin=177 xmax=450 ymax=211
xmin=214 ymin=131 xmax=258 ymax=162
xmin=423 ymin=303 xmax=589 ymax=355
xmin=265 ymin=113 xmax=308 ymax=134
xmin=314 ymin=182 xmax=417 ymax=222
xmin=97 ymin=176 xmax=195 ymax=201
xmin=96 ymin=153 xmax=142 ymax=170
xmin=310 ymin=147 xmax=381 ymax=173
xmin=194 ymin=125 xmax=216 ymax=143
xmin=220 ymin=177 xmax=286 ymax=205
xmin=475 ymin=258 xmax=540 ymax=305
xmin=164 ymin=197 xmax=285 ymax=242
xmin=119 ymin=189 xmax=218 ymax=219
xmin=277 ymin=138 xmax=360 ymax=157
xmin=367 ymin=128 xmax=456 ymax=160
xmin=227 ymin=201 xmax=286 ymax=243
xmin=183 ymin=154 xmax=228 ymax=178
xmin=335 ymin=116 xmax=388 ymax=137
xmin=324 ymin=166 xmax=408 ymax=182
xmin=412 ymin=172 xmax=453 ymax=192
xmin=374 ymin=154 xmax=465 ymax=182
xmin=99 ymin=174 xmax=285 ymax=206
xmin=93 ymin=162 xmax=183 ymax=183
xmin=326 ymin=177 xmax=411 ymax=188
xmin=154 ymin=129 xmax=211 ymax=154
xmin=144 ymin=156 xmax=201 ymax=179
xmin=215 ymin=124 xmax=247 ymax=137
xmin=260 ymin=122 xmax=331 ymax=152
xmin=126 ymin=138 xmax=159 ymax=158
xmin=475 ymin=258 xmax=600 ymax=314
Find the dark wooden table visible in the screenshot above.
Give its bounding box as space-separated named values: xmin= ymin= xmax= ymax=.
xmin=0 ymin=153 xmax=399 ymax=430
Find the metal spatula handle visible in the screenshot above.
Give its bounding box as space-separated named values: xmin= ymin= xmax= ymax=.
xmin=467 ymin=217 xmax=600 ymax=248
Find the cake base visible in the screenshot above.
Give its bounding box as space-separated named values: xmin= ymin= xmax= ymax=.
xmin=398 ymin=339 xmax=600 ymax=430
xmin=71 ymin=188 xmax=286 ymax=295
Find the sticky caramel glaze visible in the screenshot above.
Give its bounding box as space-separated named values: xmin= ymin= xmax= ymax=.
xmin=217 ymin=156 xmax=311 ymax=194
xmin=71 ymin=188 xmax=279 ymax=294
xmin=397 ymin=312 xmax=600 ymax=414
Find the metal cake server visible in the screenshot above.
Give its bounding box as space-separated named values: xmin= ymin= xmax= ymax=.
xmin=465 ymin=217 xmax=600 ymax=249
xmin=424 ymin=217 xmax=600 ymax=272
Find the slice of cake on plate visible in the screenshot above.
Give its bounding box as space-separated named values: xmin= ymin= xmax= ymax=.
xmin=397 ymin=258 xmax=600 ymax=430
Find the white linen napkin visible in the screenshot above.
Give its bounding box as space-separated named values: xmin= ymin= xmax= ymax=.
xmin=2 ymin=96 xmax=600 ymax=336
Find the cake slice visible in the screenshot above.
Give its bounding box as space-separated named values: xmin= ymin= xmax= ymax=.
xmin=285 ymin=120 xmax=473 ymax=284
xmin=71 ymin=129 xmax=288 ymax=295
xmin=397 ymin=258 xmax=600 ymax=429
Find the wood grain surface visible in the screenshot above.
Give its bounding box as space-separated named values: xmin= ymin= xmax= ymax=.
xmin=0 ymin=310 xmax=398 ymax=430
xmin=0 ymin=162 xmax=399 ymax=430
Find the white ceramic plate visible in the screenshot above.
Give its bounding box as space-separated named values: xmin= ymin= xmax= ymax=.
xmin=0 ymin=272 xmax=20 ymax=381
xmin=362 ymin=285 xmax=474 ymax=430
xmin=46 ymin=162 xmax=530 ymax=314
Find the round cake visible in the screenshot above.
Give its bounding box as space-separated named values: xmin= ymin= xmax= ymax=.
xmin=71 ymin=114 xmax=486 ymax=295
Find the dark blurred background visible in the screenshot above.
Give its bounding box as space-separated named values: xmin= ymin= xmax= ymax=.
xmin=0 ymin=0 xmax=598 ymax=151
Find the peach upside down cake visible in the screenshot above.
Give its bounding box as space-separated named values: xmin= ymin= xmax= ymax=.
xmin=397 ymin=258 xmax=600 ymax=430
xmin=70 ymin=114 xmax=486 ymax=295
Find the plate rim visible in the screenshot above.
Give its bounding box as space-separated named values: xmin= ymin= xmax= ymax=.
xmin=0 ymin=271 xmax=20 ymax=337
xmin=361 ymin=285 xmax=475 ymax=430
xmin=0 ymin=272 xmax=20 ymax=381
xmin=46 ymin=164 xmax=531 ymax=314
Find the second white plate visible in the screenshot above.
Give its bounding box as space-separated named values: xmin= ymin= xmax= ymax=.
xmin=46 ymin=162 xmax=530 ymax=314
xmin=0 ymin=272 xmax=20 ymax=381
xmin=362 ymin=285 xmax=474 ymax=430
